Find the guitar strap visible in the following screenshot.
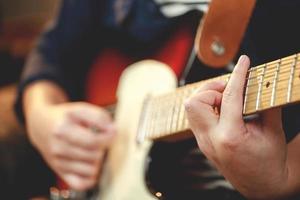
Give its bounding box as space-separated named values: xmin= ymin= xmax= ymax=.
xmin=195 ymin=0 xmax=256 ymax=68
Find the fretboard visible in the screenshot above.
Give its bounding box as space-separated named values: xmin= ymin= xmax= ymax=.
xmin=137 ymin=53 xmax=300 ymax=141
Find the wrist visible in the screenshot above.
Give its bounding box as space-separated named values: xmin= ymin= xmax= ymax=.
xmin=23 ymin=81 xmax=68 ymax=113
xmin=240 ymin=163 xmax=289 ymax=200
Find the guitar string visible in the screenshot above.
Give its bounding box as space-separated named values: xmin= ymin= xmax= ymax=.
xmin=147 ymin=89 xmax=300 ymax=139
xmin=227 ymin=60 xmax=299 ymax=86
xmin=246 ymin=85 xmax=300 ymax=104
xmin=245 ymin=84 xmax=300 ymax=101
xmin=246 ymin=65 xmax=296 ymax=85
xmin=244 ymin=95 xmax=300 ymax=114
xmin=150 ymin=71 xmax=299 ymax=112
xmin=245 ymin=62 xmax=299 ymax=87
xmin=173 ymin=80 xmax=300 ymax=107
xmin=167 ymin=60 xmax=299 ymax=99
xmin=146 ymin=54 xmax=300 ymax=137
xmin=147 ymin=81 xmax=300 ymax=137
xmin=149 ymin=89 xmax=300 ymax=138
xmin=151 ymin=78 xmax=299 ymax=110
xmin=169 ymin=59 xmax=300 ymax=100
xmin=246 ymin=75 xmax=295 ymax=91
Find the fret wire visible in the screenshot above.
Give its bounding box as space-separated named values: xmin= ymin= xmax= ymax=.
xmin=245 ymin=92 xmax=300 ymax=113
xmin=160 ymin=96 xmax=168 ymax=137
xmin=151 ymin=99 xmax=158 ymax=138
xmin=161 ymin=58 xmax=296 ymax=109
xmin=246 ymin=83 xmax=300 ymax=102
xmin=247 ymin=54 xmax=298 ymax=72
xmin=252 ymin=89 xmax=300 ymax=103
xmin=142 ymin=98 xmax=152 ymax=140
xmin=245 ymin=57 xmax=299 ymax=81
xmin=160 ymin=96 xmax=166 ymax=136
xmin=246 ymin=72 xmax=291 ymax=90
xmin=175 ymin=89 xmax=185 ymax=132
xmin=149 ymin=98 xmax=157 ymax=139
xmin=287 ymin=57 xmax=297 ymax=102
xmin=147 ymin=53 xmax=300 ymax=139
xmin=244 ymin=84 xmax=300 ymax=108
xmin=146 ymin=98 xmax=155 ymax=139
xmin=249 ymin=63 xmax=294 ymax=82
xmin=165 ymin=94 xmax=171 ymax=135
xmin=247 ymin=83 xmax=300 ymax=101
xmin=166 ymin=93 xmax=175 ymax=136
xmin=271 ymin=61 xmax=281 ymax=106
xmin=256 ymin=64 xmax=266 ymax=110
xmin=154 ymin=97 xmax=161 ymax=138
xmin=138 ymin=97 xmax=152 ymax=141
xmin=245 ymin=74 xmax=299 ymax=97
xmin=173 ymin=88 xmax=182 ymax=133
xmin=152 ymin=98 xmax=160 ymax=139
xmin=180 ymin=88 xmax=188 ymax=131
xmin=245 ymin=59 xmax=299 ymax=91
xmin=166 ymin=94 xmax=173 ymax=135
xmin=244 ymin=90 xmax=300 ymax=114
xmin=171 ymin=92 xmax=180 ymax=133
xmin=163 ymin=95 xmax=171 ymax=136
xmin=243 ymin=70 xmax=252 ymax=113
xmin=171 ymin=93 xmax=178 ymax=133
xmin=165 ymin=95 xmax=171 ymax=136
xmin=180 ymin=86 xmax=192 ymax=131
xmin=170 ymin=59 xmax=298 ymax=97
xmin=177 ymin=89 xmax=185 ymax=132
xmin=246 ymin=62 xmax=300 ymax=86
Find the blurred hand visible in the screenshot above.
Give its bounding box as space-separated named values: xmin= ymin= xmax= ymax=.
xmin=26 ymin=101 xmax=116 ymax=191
xmin=185 ymin=55 xmax=288 ymax=199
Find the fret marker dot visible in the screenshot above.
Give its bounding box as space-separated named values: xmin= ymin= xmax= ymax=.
xmin=266 ymin=81 xmax=270 ymax=88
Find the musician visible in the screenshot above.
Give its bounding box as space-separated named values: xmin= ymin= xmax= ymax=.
xmin=15 ymin=0 xmax=300 ymax=199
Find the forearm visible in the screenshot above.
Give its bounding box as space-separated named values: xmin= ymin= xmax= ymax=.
xmin=234 ymin=134 xmax=300 ymax=200
xmin=282 ymin=133 xmax=300 ymax=198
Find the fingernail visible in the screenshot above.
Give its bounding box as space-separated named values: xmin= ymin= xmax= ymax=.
xmin=238 ymin=55 xmax=247 ymax=65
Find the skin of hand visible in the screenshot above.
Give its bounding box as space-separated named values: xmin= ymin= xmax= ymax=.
xmin=24 ymin=82 xmax=116 ymax=191
xmin=185 ymin=55 xmax=289 ymax=199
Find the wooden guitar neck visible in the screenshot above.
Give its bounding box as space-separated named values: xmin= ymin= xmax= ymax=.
xmin=138 ymin=53 xmax=300 ymax=141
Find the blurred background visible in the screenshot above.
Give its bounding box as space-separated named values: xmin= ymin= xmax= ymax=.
xmin=0 ymin=0 xmax=58 ymax=84
xmin=0 ymin=0 xmax=58 ymax=198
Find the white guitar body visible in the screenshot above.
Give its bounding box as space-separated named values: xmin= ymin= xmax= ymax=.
xmin=98 ymin=60 xmax=177 ymax=200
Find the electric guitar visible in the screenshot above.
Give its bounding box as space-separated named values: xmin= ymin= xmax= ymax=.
xmin=52 ymin=51 xmax=300 ymax=200
xmin=49 ymin=22 xmax=300 ymax=200
xmin=51 ymin=21 xmax=196 ymax=199
xmin=93 ymin=53 xmax=300 ymax=200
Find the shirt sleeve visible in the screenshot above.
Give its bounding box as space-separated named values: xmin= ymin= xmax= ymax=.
xmin=15 ymin=0 xmax=97 ymax=123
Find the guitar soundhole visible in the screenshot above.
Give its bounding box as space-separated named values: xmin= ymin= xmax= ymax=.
xmin=266 ymin=81 xmax=270 ymax=88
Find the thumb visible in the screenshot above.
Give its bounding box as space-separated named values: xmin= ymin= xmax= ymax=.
xmin=261 ymin=107 xmax=283 ymax=130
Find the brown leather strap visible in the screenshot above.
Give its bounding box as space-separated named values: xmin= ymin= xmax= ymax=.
xmin=195 ymin=0 xmax=256 ymax=67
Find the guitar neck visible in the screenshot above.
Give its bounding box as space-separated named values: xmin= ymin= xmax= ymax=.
xmin=137 ymin=53 xmax=300 ymax=141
